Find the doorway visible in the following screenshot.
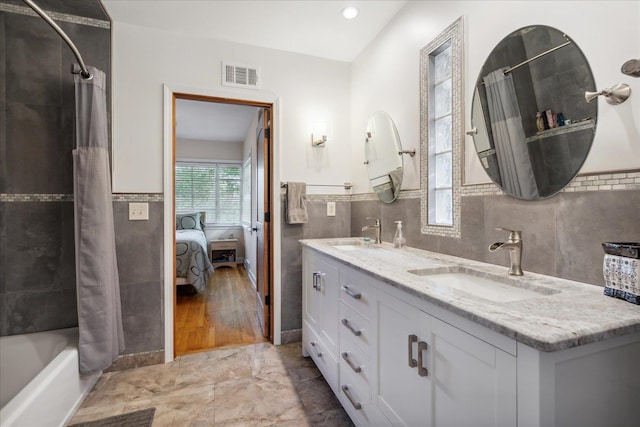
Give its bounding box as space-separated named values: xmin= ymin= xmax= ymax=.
xmin=171 ymin=93 xmax=274 ymax=356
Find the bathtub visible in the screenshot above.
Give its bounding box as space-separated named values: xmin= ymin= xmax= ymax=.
xmin=0 ymin=328 xmax=101 ymax=427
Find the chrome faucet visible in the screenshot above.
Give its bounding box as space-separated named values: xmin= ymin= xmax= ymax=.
xmin=361 ymin=217 xmax=381 ymax=244
xmin=489 ymin=227 xmax=523 ymax=276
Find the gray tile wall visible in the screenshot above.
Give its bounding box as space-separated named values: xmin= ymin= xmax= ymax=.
xmin=280 ymin=198 xmax=351 ymax=335
xmin=113 ymin=201 xmax=164 ymax=354
xmin=0 ymin=4 xmax=111 ymax=337
xmin=351 ymin=190 xmax=640 ymax=286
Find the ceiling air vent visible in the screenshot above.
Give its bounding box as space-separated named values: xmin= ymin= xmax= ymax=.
xmin=222 ymin=62 xmax=259 ymax=89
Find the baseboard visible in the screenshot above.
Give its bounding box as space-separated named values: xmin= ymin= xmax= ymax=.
xmin=280 ymin=329 xmax=302 ymax=344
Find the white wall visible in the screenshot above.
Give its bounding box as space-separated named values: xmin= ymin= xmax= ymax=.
xmin=176 ymin=138 xmax=243 ymax=162
xmin=351 ymin=1 xmax=640 ymax=191
xmin=111 ymin=22 xmax=352 ymax=195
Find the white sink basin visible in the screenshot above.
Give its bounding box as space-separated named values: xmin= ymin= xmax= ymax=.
xmin=408 ymin=268 xmax=559 ymax=303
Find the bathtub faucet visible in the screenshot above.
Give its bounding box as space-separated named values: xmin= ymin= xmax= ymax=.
xmin=489 ymin=227 xmax=523 ymax=276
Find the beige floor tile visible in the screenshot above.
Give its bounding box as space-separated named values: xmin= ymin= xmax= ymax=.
xmin=68 ymin=342 xmax=352 ymax=426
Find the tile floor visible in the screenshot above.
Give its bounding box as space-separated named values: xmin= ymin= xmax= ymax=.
xmin=68 ymin=342 xmax=354 ymax=426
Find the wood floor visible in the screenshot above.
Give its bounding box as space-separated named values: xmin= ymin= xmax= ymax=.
xmin=175 ymin=265 xmax=266 ymax=356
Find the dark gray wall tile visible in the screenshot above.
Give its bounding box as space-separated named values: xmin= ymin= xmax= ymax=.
xmin=2 ymin=202 xmax=75 ymax=292
xmin=483 ymin=195 xmax=558 ymax=276
xmin=5 ymin=13 xmax=62 ymax=106
xmin=281 ymin=266 xmax=302 ymax=331
xmin=1 ymin=3 xmax=111 ymax=337
xmin=4 ymin=103 xmax=72 ymax=194
xmin=366 ymin=190 xmax=638 ymax=287
xmin=114 ymin=201 xmax=164 ymax=354
xmin=555 ymin=190 xmax=640 ymax=285
xmin=119 ymin=280 xmax=164 ymax=354
xmin=113 ymin=202 xmax=163 ymax=285
xmin=4 ymin=288 xmax=77 ymax=334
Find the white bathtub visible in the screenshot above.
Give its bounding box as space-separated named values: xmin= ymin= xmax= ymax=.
xmin=0 ymin=328 xmax=101 ymax=427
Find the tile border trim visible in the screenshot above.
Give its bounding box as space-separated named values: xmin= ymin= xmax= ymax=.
xmin=3 ymin=172 xmax=637 ymax=204
xmin=0 ymin=3 xmax=110 ymax=28
xmin=1 ymin=193 xmax=164 ymax=202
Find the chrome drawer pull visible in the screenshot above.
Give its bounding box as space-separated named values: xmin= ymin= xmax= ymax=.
xmin=408 ymin=334 xmax=418 ymax=368
xmin=341 ymin=385 xmax=362 ymax=410
xmin=341 ymin=285 xmax=362 ymax=300
xmin=310 ymin=341 xmax=323 ymax=358
xmin=341 ymin=352 xmax=362 ymax=373
xmin=417 ymin=341 xmax=429 ymax=377
xmin=341 ymin=318 xmax=362 ymax=336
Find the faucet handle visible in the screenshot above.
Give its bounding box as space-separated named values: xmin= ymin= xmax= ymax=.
xmin=496 ymin=227 xmax=521 ymax=241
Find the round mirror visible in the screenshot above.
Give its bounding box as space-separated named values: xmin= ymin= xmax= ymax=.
xmin=471 ymin=25 xmax=597 ymax=200
xmin=365 ymin=111 xmax=403 ymax=203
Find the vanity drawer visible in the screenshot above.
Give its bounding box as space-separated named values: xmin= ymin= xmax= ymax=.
xmin=303 ymin=320 xmax=338 ymax=391
xmin=340 ymin=302 xmax=371 ymax=356
xmin=339 ymin=369 xmax=390 ymax=427
xmin=339 ymin=343 xmax=372 ymax=400
xmin=339 ymin=267 xmax=376 ymax=320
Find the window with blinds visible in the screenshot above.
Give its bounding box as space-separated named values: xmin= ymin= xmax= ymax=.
xmin=175 ymin=162 xmax=242 ymax=225
xmin=241 ymin=158 xmax=251 ymax=226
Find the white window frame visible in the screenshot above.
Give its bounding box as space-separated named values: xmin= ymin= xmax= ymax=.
xmin=175 ymin=160 xmax=242 ymax=226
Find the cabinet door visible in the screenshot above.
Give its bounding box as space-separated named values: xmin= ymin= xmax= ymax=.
xmin=302 ymin=250 xmax=322 ymax=334
xmin=376 ymin=292 xmax=431 ymax=426
xmin=318 ymin=256 xmax=340 ymax=358
xmin=429 ymin=316 xmax=517 ymax=427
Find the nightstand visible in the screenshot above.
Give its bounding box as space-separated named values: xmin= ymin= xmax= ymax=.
xmin=210 ymin=239 xmax=237 ymax=268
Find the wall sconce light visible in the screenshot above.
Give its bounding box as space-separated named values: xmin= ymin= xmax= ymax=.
xmin=311 ymin=121 xmax=329 ymax=147
xmin=585 ymin=83 xmax=631 ymax=105
xmin=311 ymin=133 xmax=327 ymax=147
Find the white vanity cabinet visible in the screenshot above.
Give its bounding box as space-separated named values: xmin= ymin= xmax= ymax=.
xmin=302 ymin=248 xmax=340 ymax=389
xmin=376 ymin=289 xmax=516 ymax=426
xmin=302 ymin=243 xmax=640 ymax=427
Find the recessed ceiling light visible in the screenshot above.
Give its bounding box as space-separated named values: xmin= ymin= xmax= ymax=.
xmin=342 ymin=6 xmax=359 ymax=20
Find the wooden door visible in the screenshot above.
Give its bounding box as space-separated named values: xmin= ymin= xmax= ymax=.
xmin=255 ymin=107 xmax=271 ymax=338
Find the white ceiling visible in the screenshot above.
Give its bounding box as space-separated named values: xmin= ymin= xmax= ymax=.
xmin=102 ymin=0 xmax=407 ymax=143
xmin=101 ymin=0 xmax=407 ymax=62
xmin=175 ymin=99 xmax=259 ymax=142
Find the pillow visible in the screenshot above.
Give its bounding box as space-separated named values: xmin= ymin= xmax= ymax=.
xmin=176 ymin=212 xmax=202 ymax=230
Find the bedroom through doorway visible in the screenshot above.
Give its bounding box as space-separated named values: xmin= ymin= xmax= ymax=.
xmin=172 ymin=94 xmax=273 ymax=356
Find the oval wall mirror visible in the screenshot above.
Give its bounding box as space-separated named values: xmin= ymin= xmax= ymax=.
xmin=471 ymin=25 xmax=597 ymax=200
xmin=365 ymin=111 xmax=403 ymax=203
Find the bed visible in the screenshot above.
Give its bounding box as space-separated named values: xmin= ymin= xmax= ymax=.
xmin=175 ymin=212 xmax=214 ymax=293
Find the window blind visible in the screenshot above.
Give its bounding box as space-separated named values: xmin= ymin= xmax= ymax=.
xmin=175 ymin=162 xmax=241 ymax=225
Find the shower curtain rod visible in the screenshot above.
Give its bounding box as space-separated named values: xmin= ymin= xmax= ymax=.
xmin=504 ymin=40 xmax=572 ymax=75
xmin=23 ymin=0 xmax=92 ymax=79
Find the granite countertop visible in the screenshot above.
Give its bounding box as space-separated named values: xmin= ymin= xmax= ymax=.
xmin=300 ymin=237 xmax=640 ymax=352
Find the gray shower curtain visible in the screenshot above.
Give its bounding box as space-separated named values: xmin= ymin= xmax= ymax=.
xmin=484 ymin=69 xmax=539 ymax=199
xmin=73 ymin=66 xmax=124 ymax=374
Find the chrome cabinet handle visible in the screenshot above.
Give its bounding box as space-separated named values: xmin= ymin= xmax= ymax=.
xmin=408 ymin=334 xmax=418 ymax=368
xmin=341 ymin=352 xmax=362 ymax=373
xmin=341 ymin=385 xmax=362 ymax=410
xmin=312 ymin=271 xmax=324 ymax=291
xmin=310 ymin=341 xmax=323 ymax=358
xmin=341 ymin=318 xmax=362 ymax=336
xmin=417 ymin=341 xmax=429 ymax=377
xmin=341 ymin=285 xmax=362 ymax=300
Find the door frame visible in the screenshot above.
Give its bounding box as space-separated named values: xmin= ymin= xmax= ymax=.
xmin=162 ymin=84 xmax=281 ymax=362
